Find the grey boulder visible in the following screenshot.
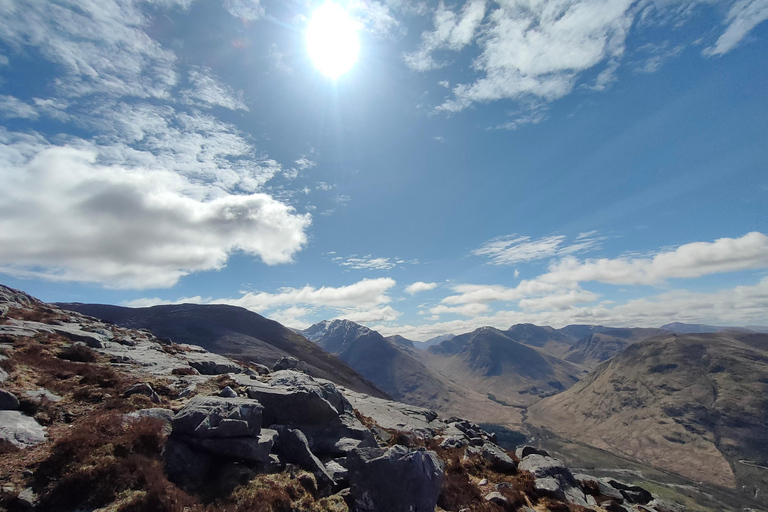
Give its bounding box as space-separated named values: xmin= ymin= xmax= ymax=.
xmin=173 ymin=396 xmax=263 ymax=438
xmin=273 ymin=428 xmax=334 ymax=491
xmin=0 ymin=411 xmax=46 ymax=448
xmin=188 ymin=428 xmax=278 ymax=462
xmin=515 ymin=445 xmax=550 ymax=459
xmin=347 ymin=445 xmax=444 ymax=512
xmin=479 ymin=443 xmax=517 ymax=473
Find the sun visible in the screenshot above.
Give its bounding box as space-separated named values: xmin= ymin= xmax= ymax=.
xmin=306 ymin=2 xmax=360 ymax=79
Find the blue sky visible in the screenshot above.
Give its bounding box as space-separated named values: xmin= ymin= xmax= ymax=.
xmin=0 ymin=0 xmax=766 ymax=340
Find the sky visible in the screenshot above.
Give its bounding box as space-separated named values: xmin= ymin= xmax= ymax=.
xmin=0 ymin=0 xmax=767 ymax=340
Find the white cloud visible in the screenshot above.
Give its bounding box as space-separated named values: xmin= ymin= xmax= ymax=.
xmin=266 ymin=306 xmax=315 ymax=329
xmin=215 ymin=278 xmax=397 ymax=311
xmin=377 ymin=276 xmax=768 ymax=340
xmin=122 ymin=296 xmax=207 ymax=308
xmin=0 ymin=95 xmax=38 ymax=119
xmin=0 ymin=144 xmax=310 ymax=288
xmin=430 ymin=303 xmax=491 ymax=316
xmin=517 ymin=289 xmax=600 ymax=311
xmin=335 ymin=195 xmax=351 ymax=205
xmin=376 ymin=232 xmax=768 ymax=340
xmin=295 ymin=157 xmax=316 ymax=170
xmin=350 ymin=1 xmax=400 ymax=36
xmin=223 ymin=0 xmax=264 ymax=21
xmin=472 ymin=233 xmax=601 ymax=265
xmin=335 ymin=305 xmax=402 ymax=323
xmin=338 ymin=256 xmax=396 ymax=271
xmin=124 ymin=278 xmax=399 ymax=328
xmin=705 ymin=0 xmax=768 ymax=55
xmin=405 ymin=281 xmax=438 ymax=294
xmin=437 ymin=0 xmax=635 ymax=112
xmin=541 ymin=232 xmax=768 ymax=286
xmin=404 ymin=0 xmax=487 ymax=71
xmin=0 ymin=0 xmax=185 ymax=99
xmin=183 ymin=67 xmax=249 ymax=111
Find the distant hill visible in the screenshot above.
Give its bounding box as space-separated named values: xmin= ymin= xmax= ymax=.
xmin=660 ymin=322 xmax=754 ymax=334
xmin=422 ymin=326 xmax=582 ymax=406
xmin=564 ymin=327 xmax=668 ymax=369
xmin=56 ymin=302 xmax=387 ymax=398
xmin=529 ymin=331 xmax=768 ymax=506
xmin=414 ymin=333 xmax=454 ymax=350
xmin=505 ymin=323 xmax=575 ymax=356
xmin=557 ymin=324 xmax=613 ymax=340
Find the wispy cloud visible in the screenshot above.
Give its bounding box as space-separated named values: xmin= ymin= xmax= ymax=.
xmin=182 ymin=67 xmax=249 ymax=111
xmin=401 ymin=0 xmax=767 ymax=114
xmin=331 ymin=254 xmax=418 ymax=271
xmin=472 ymin=233 xmax=602 ymax=265
xmin=705 ymin=0 xmax=768 ymax=56
xmin=403 ymin=0 xmax=486 ymax=71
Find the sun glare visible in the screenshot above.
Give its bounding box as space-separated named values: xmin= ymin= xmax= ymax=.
xmin=307 ymin=2 xmax=360 ymax=79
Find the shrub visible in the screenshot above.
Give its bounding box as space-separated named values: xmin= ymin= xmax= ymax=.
xmin=34 ymin=412 xmax=199 ymax=512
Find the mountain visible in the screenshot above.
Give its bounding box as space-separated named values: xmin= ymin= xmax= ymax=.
xmin=303 ymin=320 xmax=524 ymax=427
xmin=528 ymin=331 xmax=768 ymax=506
xmin=422 ymin=326 xmax=582 ymax=406
xmin=56 ymin=302 xmax=386 ymax=398
xmin=6 ymin=283 xmax=654 ymax=512
xmin=303 ymin=319 xmax=453 ymax=407
xmin=414 ymin=333 xmax=454 ymax=350
xmin=557 ymin=324 xmax=613 ymax=340
xmin=660 ymin=322 xmax=754 ymax=333
xmin=563 ymin=327 xmax=668 ymax=369
xmin=384 ymin=334 xmax=415 ymax=348
xmin=505 ymin=323 xmax=575 ymax=356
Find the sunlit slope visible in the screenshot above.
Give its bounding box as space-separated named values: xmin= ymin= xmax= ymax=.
xmin=529 ymin=332 xmax=768 ymax=494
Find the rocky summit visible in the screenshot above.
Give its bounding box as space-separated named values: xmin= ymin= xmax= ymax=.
xmin=0 ymin=283 xmax=681 ymax=512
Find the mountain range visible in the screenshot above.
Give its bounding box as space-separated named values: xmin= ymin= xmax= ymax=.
xmin=55 ymin=298 xmax=768 ymax=510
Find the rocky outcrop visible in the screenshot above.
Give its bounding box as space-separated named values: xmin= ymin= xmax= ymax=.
xmin=519 ymin=453 xmax=588 ymax=506
xmin=347 ymin=445 xmax=444 ymax=512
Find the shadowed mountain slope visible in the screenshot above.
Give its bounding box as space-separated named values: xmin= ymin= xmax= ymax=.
xmin=504 ymin=323 xmax=575 ymax=356
xmin=529 ymin=331 xmax=768 ymax=504
xmin=303 ymin=319 xmax=454 ymax=408
xmin=423 ymin=326 xmax=582 ymax=406
xmin=563 ymin=327 xmax=668 ymax=369
xmin=56 ymin=302 xmax=387 ymax=398
xmin=303 ymin=320 xmax=524 ymax=427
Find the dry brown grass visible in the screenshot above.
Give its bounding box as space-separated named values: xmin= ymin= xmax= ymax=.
xmin=212 ymin=471 xmax=347 ymax=512
xmin=435 ymin=446 xmax=537 ymax=512
xmin=5 ymin=306 xmax=67 ymax=324
xmin=30 ymin=412 xmax=200 ymax=512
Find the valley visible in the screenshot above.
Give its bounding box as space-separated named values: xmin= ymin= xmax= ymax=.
xmin=53 ymin=296 xmax=768 ymax=512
